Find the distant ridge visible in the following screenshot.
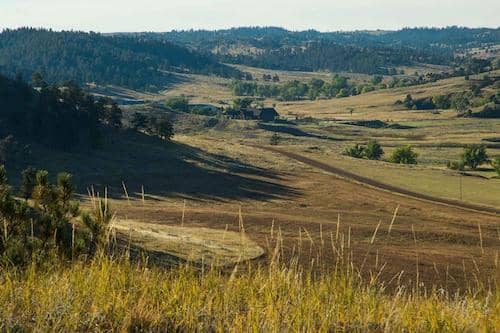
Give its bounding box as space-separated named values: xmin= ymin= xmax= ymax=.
xmin=0 ymin=28 xmax=244 ymax=91
xmin=124 ymin=26 xmax=499 ymax=74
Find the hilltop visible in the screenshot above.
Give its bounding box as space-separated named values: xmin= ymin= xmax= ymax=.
xmin=127 ymin=26 xmax=500 ymax=74
xmin=0 ymin=28 xmax=244 ymax=91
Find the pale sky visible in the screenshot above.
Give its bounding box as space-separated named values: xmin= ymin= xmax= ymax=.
xmin=1 ymin=0 xmax=498 ymax=32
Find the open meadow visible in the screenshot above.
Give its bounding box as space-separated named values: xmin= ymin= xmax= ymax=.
xmin=0 ymin=22 xmax=499 ymax=331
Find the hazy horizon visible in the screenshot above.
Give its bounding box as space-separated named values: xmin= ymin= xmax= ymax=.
xmin=2 ymin=25 xmax=499 ymax=35
xmin=1 ymin=0 xmax=499 ymax=33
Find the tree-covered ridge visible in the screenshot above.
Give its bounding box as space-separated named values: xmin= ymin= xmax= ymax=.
xmin=149 ymin=26 xmax=500 ymax=51
xmin=223 ymin=41 xmax=452 ymax=74
xmin=0 ymin=72 xmax=175 ymax=163
xmin=0 ymin=72 xmax=120 ymax=151
xmin=0 ymin=28 xmax=244 ymax=91
xmin=142 ymin=26 xmax=499 ymax=75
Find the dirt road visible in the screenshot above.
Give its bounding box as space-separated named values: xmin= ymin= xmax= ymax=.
xmin=260 ymin=146 xmax=500 ymax=216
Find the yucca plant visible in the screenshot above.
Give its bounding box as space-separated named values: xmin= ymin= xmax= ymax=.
xmin=81 ymin=196 xmax=114 ymax=251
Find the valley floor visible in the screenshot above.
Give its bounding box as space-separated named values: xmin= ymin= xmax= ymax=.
xmin=104 ymin=133 xmax=499 ymax=290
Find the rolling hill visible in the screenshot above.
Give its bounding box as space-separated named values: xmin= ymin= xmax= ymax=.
xmin=130 ymin=27 xmax=500 ymax=74
xmin=0 ymin=28 xmax=245 ymax=91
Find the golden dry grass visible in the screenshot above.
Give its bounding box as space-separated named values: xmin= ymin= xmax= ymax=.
xmin=0 ymin=237 xmax=498 ymax=332
xmin=113 ymin=219 xmax=264 ymax=266
xmin=277 ymin=71 xmax=499 ymax=121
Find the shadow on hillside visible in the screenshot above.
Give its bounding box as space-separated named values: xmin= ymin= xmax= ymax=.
xmin=258 ymin=123 xmax=345 ymax=141
xmin=18 ymin=129 xmax=299 ymax=202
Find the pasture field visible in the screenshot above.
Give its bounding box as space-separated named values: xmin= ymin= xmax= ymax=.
xmin=26 ymin=116 xmax=497 ymax=289
xmin=1 ymin=22 xmax=499 ymax=332
xmin=277 ymin=72 xmax=497 ymax=121
xmin=2 ymin=66 xmax=499 ymax=331
xmin=54 ymin=68 xmax=499 ymax=290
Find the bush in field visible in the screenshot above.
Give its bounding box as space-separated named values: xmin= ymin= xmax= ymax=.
xmin=371 ymin=75 xmax=383 ymax=85
xmin=336 ymin=88 xmax=349 ymax=98
xmin=451 ymin=94 xmax=471 ymax=114
xmin=490 ymin=156 xmax=500 ymax=176
xmin=343 ymin=144 xmax=365 ymax=158
xmin=390 ymin=146 xmax=418 ymax=164
xmin=461 ymin=145 xmax=488 ymax=170
xmin=270 ymin=133 xmax=281 ymax=146
xmin=447 ymin=160 xmax=465 ymax=171
xmin=165 ymin=96 xmax=189 ymax=112
xmin=364 ymin=140 xmax=384 ymax=160
xmin=432 ymin=95 xmax=452 ymax=109
xmin=403 ymin=94 xmax=414 ymax=109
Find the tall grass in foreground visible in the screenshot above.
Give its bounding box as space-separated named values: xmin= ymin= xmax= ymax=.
xmin=0 ymin=252 xmax=498 ymax=332
xmin=1 ymin=189 xmax=499 ymax=332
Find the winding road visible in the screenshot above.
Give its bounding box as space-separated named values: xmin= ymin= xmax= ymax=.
xmin=260 ymin=146 xmax=500 ymax=216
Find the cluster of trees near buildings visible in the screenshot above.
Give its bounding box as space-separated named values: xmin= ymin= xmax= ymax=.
xmin=230 ymin=75 xmax=380 ymax=101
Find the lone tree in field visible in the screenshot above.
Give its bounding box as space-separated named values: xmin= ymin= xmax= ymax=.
xmin=152 ymin=116 xmax=174 ymax=140
xmin=492 ymin=157 xmax=500 ymax=176
xmin=461 ymin=145 xmax=488 ymax=170
xmin=131 ymin=112 xmax=148 ymax=131
xmin=452 ymin=95 xmax=470 ymax=114
xmin=364 ymin=140 xmax=384 ymax=160
xmin=270 ymin=133 xmax=281 ymax=146
xmin=403 ymin=94 xmax=414 ymax=109
xmin=390 ymin=146 xmax=418 ymax=164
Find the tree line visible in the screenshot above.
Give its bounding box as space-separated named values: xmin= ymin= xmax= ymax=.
xmin=396 ymin=75 xmax=499 ymax=117
xmin=0 ymin=72 xmax=121 ymax=152
xmin=0 ymin=28 xmax=245 ymax=91
xmin=155 ymin=27 xmax=499 ymax=75
xmin=0 ymin=72 xmax=175 ymax=162
xmin=159 ymin=26 xmax=499 ymax=54
xmin=222 ymin=41 xmax=452 ymax=75
xmin=343 ymin=139 xmax=500 ymax=175
xmin=230 ymin=75 xmax=379 ymax=101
